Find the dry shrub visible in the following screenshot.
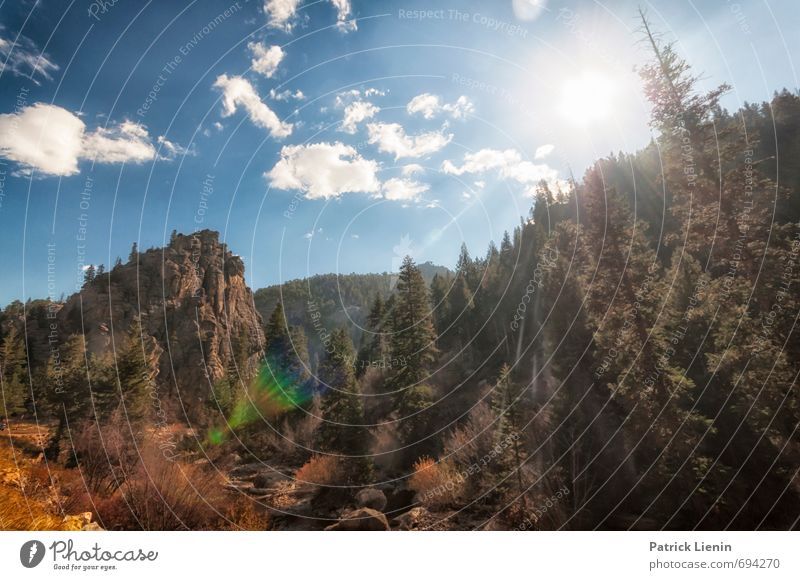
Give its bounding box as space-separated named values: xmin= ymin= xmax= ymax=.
xmin=71 ymin=417 xmax=133 ymax=496
xmin=295 ymin=454 xmax=343 ymax=485
xmin=409 ymin=456 xmax=463 ymax=509
xmin=222 ymin=497 xmax=271 ymax=530
xmin=95 ymin=440 xmax=227 ymax=530
xmin=441 ymin=401 xmax=497 ymax=499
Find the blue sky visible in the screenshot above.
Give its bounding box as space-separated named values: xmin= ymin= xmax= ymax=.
xmin=0 ymin=0 xmax=798 ymax=306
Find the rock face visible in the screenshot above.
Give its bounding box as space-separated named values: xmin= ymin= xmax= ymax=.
xmin=57 ymin=230 xmax=265 ymax=420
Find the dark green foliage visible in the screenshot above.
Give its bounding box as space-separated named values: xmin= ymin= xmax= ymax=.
xmin=316 ymin=329 xmax=371 ymax=482
xmin=1 ymin=325 xmax=28 ymax=416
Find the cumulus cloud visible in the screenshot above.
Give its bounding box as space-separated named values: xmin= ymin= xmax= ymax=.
xmin=331 ymin=0 xmax=357 ymax=32
xmin=264 ymin=0 xmax=356 ymax=32
xmin=535 ymin=143 xmax=555 ymax=159
xmin=0 ymin=103 xmax=183 ymax=176
xmin=248 ymin=42 xmax=285 ymax=78
xmin=267 ymin=141 xmax=380 ymax=199
xmin=407 ymin=93 xmax=474 ymax=120
xmin=269 ymin=88 xmax=305 ymax=101
xmin=367 ymin=122 xmax=452 ymax=159
xmin=264 ymin=0 xmax=302 ymax=31
xmin=381 ymin=177 xmax=429 ymax=201
xmin=341 ymin=100 xmax=379 ymax=134
xmin=157 ymin=136 xmax=195 ymax=159
xmin=401 ymin=163 xmax=424 ymax=176
xmin=81 ymin=120 xmax=158 ymax=165
xmin=442 ymin=148 xmax=559 ymax=194
xmin=0 ymin=29 xmax=59 ymax=84
xmin=213 ymin=74 xmax=293 ymax=138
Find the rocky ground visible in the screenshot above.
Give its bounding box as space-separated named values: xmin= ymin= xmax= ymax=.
xmin=224 ymin=461 xmax=490 ymax=531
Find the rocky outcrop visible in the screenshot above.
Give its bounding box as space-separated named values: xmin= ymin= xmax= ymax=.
xmin=56 ymin=230 xmax=265 ymax=420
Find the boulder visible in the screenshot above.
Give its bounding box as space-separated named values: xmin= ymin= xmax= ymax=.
xmin=355 ymin=488 xmax=387 ymax=511
xmin=81 ymin=522 xmax=104 ymax=531
xmin=252 ymin=470 xmax=290 ymax=489
xmin=325 ymin=508 xmax=390 ymax=531
xmin=62 ymin=512 xmax=93 ymax=530
xmin=392 ymin=507 xmax=430 ymax=530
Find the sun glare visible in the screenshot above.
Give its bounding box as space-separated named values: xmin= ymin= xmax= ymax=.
xmin=558 ymin=71 xmax=617 ymax=126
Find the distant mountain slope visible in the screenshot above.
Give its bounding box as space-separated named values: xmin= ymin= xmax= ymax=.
xmin=254 ymin=261 xmax=452 ymax=359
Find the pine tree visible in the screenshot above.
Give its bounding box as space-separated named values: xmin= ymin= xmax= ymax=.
xmin=83 ymin=264 xmax=96 ymax=286
xmin=446 ymin=245 xmax=475 ymax=349
xmin=129 ymin=242 xmax=138 ymax=264
xmin=357 ymin=293 xmax=391 ymax=374
xmin=264 ymin=302 xmax=310 ymax=383
xmin=386 ymin=257 xmax=438 ymax=465
xmin=428 ymin=273 xmax=450 ymax=340
xmin=491 ymin=363 xmax=529 ymax=512
xmin=44 ymin=334 xmax=91 ymax=459
xmin=1 ymin=325 xmax=28 ymax=416
xmin=316 ymin=332 xmax=368 ymax=443
xmin=115 ymin=318 xmax=157 ymax=424
xmin=388 ymin=256 xmax=437 ymax=391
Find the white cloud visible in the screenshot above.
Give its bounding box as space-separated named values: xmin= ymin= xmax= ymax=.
xmin=535 ymin=143 xmax=555 ymax=159
xmin=443 ymin=96 xmax=475 ymax=119
xmin=0 ymin=103 xmax=185 ymax=176
xmin=268 ymin=142 xmax=380 ymax=199
xmin=407 ymin=93 xmax=474 ymax=120
xmin=367 ymin=122 xmax=452 ymax=159
xmin=331 ymin=0 xmax=357 ymax=32
xmin=442 ymin=148 xmax=559 ymax=194
xmin=157 ymin=136 xmax=195 ymax=159
xmin=248 ymin=42 xmax=284 ymax=78
xmin=82 ymin=121 xmax=157 ymax=165
xmin=263 ymin=0 xmax=355 ymax=32
xmin=340 ymin=100 xmax=379 ymax=134
xmin=264 ymin=0 xmax=302 ymax=31
xmin=0 ymin=30 xmax=59 ymax=84
xmin=335 ymin=88 xmax=385 ymax=108
xmin=401 ymin=164 xmax=424 ymax=176
xmin=0 ymin=103 xmax=85 ymax=175
xmin=381 ymin=177 xmax=429 ymax=201
xmin=213 ymin=74 xmax=293 ymax=138
xmin=406 ymin=93 xmax=440 ymax=120
xmin=269 ymin=88 xmax=305 ymax=101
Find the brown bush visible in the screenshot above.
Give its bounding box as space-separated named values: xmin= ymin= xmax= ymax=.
xmin=408 ymin=456 xmax=463 ymax=509
xmin=222 ymin=497 xmax=271 ymax=530
xmin=95 ymin=440 xmax=227 ymax=530
xmin=295 ymin=454 xmax=343 ymax=485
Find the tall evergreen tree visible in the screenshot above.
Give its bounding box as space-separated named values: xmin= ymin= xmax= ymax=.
xmin=115 ymin=318 xmax=157 ymax=424
xmin=1 ymin=325 xmax=28 ymax=416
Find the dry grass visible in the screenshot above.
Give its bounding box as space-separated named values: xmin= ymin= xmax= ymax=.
xmin=0 ymin=442 xmax=73 ymax=530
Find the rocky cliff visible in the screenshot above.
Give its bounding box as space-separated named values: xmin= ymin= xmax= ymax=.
xmin=57 ymin=230 xmax=264 ymax=420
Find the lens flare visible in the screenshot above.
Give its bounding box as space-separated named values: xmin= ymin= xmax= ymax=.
xmin=207 ymin=357 xmax=314 ymax=444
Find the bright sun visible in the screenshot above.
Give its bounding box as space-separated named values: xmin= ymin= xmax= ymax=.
xmin=558 ymin=71 xmax=617 ymax=126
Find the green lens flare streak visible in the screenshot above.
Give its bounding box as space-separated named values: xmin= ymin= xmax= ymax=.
xmin=207 ymin=359 xmax=313 ymax=444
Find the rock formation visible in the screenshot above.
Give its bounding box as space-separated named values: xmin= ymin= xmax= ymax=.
xmin=56 ymin=230 xmax=265 ymax=420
